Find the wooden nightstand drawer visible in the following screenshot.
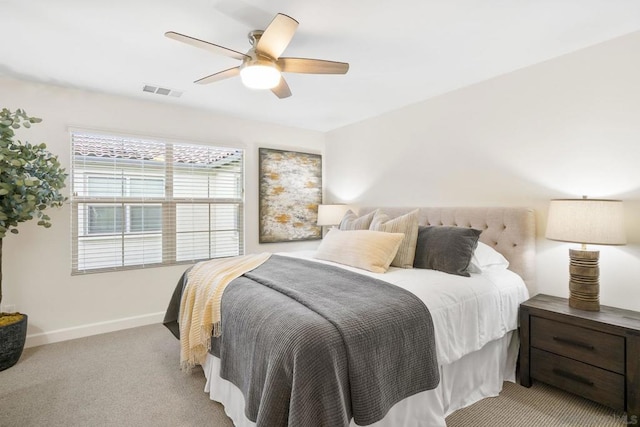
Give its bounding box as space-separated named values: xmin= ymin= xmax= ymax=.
xmin=531 ymin=316 xmax=624 ymax=374
xmin=520 ymin=294 xmax=640 ymax=419
xmin=531 ymin=348 xmax=625 ymax=410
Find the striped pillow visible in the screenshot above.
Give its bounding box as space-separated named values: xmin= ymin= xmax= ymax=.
xmin=339 ymin=209 xmax=378 ymax=230
xmin=370 ymin=209 xmax=420 ymax=268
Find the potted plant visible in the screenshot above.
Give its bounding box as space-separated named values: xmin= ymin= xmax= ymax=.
xmin=0 ymin=108 xmax=67 ymax=371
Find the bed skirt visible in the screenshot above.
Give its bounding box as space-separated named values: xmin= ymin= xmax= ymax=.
xmin=202 ymin=331 xmax=518 ymax=427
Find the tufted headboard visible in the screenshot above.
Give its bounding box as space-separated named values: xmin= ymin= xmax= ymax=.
xmin=358 ymin=207 xmax=536 ymax=291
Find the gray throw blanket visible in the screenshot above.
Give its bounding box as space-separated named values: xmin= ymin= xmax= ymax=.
xmin=164 ymin=255 xmax=439 ymax=426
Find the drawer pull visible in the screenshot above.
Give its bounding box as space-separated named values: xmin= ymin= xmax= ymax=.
xmin=552 ymin=368 xmax=594 ymax=386
xmin=552 ymin=336 xmax=595 ymax=350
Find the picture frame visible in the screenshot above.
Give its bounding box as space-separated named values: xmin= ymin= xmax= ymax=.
xmin=259 ymin=148 xmax=322 ymax=243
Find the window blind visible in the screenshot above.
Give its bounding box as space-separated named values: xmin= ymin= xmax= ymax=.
xmin=71 ymin=131 xmax=244 ymax=274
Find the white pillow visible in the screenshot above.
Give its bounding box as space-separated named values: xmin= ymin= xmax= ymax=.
xmin=468 ymin=242 xmax=510 ymax=273
xmin=315 ymin=228 xmax=404 ymax=273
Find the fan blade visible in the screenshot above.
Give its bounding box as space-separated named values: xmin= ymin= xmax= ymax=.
xmin=271 ymin=77 xmax=292 ymax=99
xmin=256 ymin=13 xmax=299 ymax=59
xmin=277 ymin=57 xmax=349 ymax=74
xmin=194 ymin=67 xmax=240 ymax=84
xmin=165 ymin=31 xmax=249 ymax=61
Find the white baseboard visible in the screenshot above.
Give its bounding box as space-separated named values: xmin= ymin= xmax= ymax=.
xmin=25 ymin=311 xmax=165 ymax=348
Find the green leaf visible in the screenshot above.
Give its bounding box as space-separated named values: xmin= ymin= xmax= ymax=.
xmin=0 ymin=108 xmax=66 ymax=238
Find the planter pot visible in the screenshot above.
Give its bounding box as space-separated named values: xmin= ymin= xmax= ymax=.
xmin=0 ymin=314 xmax=28 ymax=371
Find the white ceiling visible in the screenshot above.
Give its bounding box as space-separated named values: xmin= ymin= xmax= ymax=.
xmin=2 ymin=1 xmax=640 ymax=132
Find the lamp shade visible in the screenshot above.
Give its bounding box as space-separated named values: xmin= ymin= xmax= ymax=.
xmin=317 ymin=204 xmax=350 ymax=226
xmin=545 ymin=199 xmax=626 ymax=245
xmin=240 ymin=62 xmax=281 ymax=89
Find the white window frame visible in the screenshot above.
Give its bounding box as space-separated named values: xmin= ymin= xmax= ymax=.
xmin=70 ymin=131 xmax=244 ymax=274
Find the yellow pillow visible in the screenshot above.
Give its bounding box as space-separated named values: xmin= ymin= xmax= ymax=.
xmin=314 ymin=229 xmax=405 ymax=273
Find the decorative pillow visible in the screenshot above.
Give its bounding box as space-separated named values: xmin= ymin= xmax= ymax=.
xmin=467 ymin=242 xmax=510 ymax=273
xmin=339 ymin=209 xmax=378 ymax=230
xmin=413 ymin=226 xmax=482 ymax=277
xmin=370 ymin=209 xmax=420 ymax=268
xmin=314 ymin=228 xmax=404 ymax=273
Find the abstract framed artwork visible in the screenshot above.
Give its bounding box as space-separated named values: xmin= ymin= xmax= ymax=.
xmin=259 ymin=148 xmax=322 ymax=243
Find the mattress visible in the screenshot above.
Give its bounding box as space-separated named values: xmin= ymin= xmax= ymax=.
xmin=200 ymin=250 xmax=529 ymax=426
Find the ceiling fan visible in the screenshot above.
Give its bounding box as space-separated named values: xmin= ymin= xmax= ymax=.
xmin=165 ymin=13 xmax=349 ymax=99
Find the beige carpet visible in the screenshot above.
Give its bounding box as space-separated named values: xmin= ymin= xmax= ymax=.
xmin=0 ymin=324 xmax=233 ymax=427
xmin=0 ymin=323 xmax=628 ymax=426
xmin=448 ymin=381 xmax=627 ymax=427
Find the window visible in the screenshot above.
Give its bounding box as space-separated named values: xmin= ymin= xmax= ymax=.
xmin=84 ymin=177 xmax=163 ymax=235
xmin=71 ymin=132 xmax=244 ymax=273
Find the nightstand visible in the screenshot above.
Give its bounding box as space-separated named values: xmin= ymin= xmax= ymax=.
xmin=519 ymin=294 xmax=640 ymax=423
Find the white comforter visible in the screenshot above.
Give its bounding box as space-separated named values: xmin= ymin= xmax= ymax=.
xmin=282 ymin=250 xmax=529 ymax=365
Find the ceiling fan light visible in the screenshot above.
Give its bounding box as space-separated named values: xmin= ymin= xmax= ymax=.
xmin=240 ymin=63 xmax=281 ymax=89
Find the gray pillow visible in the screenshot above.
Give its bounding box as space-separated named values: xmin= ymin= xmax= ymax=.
xmin=413 ymin=226 xmax=482 ymax=277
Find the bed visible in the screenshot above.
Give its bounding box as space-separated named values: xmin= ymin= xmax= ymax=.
xmin=164 ymin=206 xmax=536 ymax=427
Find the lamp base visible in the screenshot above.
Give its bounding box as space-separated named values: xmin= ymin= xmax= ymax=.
xmin=568 ymin=248 xmax=600 ymax=311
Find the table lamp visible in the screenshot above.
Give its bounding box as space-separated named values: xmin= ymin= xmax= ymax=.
xmin=317 ymin=204 xmax=350 ymax=232
xmin=545 ymin=197 xmax=626 ymax=311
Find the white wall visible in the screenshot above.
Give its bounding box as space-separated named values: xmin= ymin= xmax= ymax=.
xmin=325 ymin=31 xmax=640 ymax=312
xmin=0 ymin=77 xmax=324 ymax=346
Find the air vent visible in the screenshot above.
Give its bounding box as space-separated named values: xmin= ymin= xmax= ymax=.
xmin=142 ymin=84 xmax=183 ymax=98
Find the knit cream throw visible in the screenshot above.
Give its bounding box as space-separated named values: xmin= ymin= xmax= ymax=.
xmin=179 ymin=252 xmax=271 ymax=371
